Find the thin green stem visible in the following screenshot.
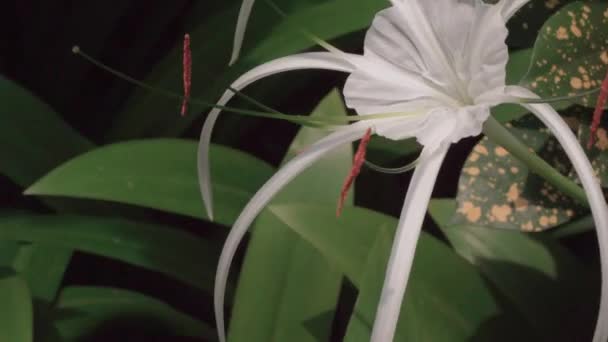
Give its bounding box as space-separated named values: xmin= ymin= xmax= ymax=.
xmin=482 ymin=116 xmax=589 ymax=207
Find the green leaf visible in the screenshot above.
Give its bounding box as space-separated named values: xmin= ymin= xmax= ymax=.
xmin=506 ymin=0 xmax=577 ymax=48
xmin=459 ymin=116 xmax=586 ymax=231
xmin=0 ymin=213 xmax=218 ymax=293
xmin=343 ymin=227 xmax=531 ymax=342
xmin=54 ymin=286 xmax=215 ymax=341
xmin=0 ymin=75 xmax=93 ymax=303
xmin=0 ymin=76 xmax=93 ymax=186
xmin=521 ymin=2 xmax=608 ymax=107
xmin=25 ymin=139 xmax=274 ymax=226
xmin=551 ymin=214 xmax=595 ymax=238
xmin=109 ymin=0 xmax=388 ymax=139
xmin=429 ymin=199 xmax=595 ymax=341
xmin=228 ymin=91 xmax=349 ymax=341
xmin=0 ymin=271 xmax=33 ymax=342
xmin=265 ymin=204 xmax=531 ymax=340
xmin=12 ymin=244 xmax=72 ymax=302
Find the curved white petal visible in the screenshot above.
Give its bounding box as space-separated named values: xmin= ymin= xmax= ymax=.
xmin=370 ymin=145 xmax=449 ymax=342
xmin=214 ymin=122 xmax=372 ymax=342
xmin=229 ymin=0 xmax=255 ymax=65
xmin=522 ymin=101 xmax=608 ymax=342
xmin=497 ymin=0 xmax=530 ymax=21
xmin=199 ymin=52 xmax=355 ymax=220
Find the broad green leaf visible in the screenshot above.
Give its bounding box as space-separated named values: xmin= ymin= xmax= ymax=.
xmin=0 ymin=75 xmax=93 ymax=303
xmin=521 ymin=2 xmax=608 ymax=107
xmin=228 ymin=91 xmax=349 ymax=341
xmin=456 ymin=115 xmax=585 ymax=231
xmin=12 ymin=244 xmax=72 ymax=302
xmin=109 ymin=0 xmax=388 ymax=139
xmin=343 ymin=227 xmax=531 ymax=342
xmin=265 ymin=204 xmax=531 ymax=340
xmin=429 ymin=199 xmax=595 ymax=341
xmin=54 ymin=286 xmax=215 ymax=341
xmin=0 ymin=76 xmax=93 ymax=186
xmin=0 ymin=271 xmax=33 ymax=342
xmin=25 ymin=139 xmax=274 ymax=226
xmin=0 ymin=213 xmax=219 ymax=293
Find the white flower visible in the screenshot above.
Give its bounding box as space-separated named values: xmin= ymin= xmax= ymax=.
xmin=201 ymin=1 xmax=608 ymax=341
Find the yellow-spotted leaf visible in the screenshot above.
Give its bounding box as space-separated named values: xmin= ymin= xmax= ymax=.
xmin=521 ymin=2 xmax=608 ymax=107
xmin=455 ymin=116 xmax=586 ymax=231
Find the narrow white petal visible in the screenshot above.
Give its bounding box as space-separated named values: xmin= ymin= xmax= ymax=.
xmin=497 ymin=0 xmax=530 ymax=21
xmin=523 ymin=102 xmax=608 ymax=342
xmin=370 ymin=145 xmax=449 ymax=342
xmin=198 ymin=52 xmax=355 ymax=220
xmin=229 ymin=0 xmax=256 ymax=65
xmin=214 ymin=122 xmax=371 ymax=342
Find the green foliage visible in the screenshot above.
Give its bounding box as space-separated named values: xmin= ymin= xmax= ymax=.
xmin=429 ymin=199 xmax=595 ymax=341
xmin=227 ymin=91 xmax=349 ymax=342
xmin=25 ymin=140 xmax=274 ymax=225
xmin=0 ymin=271 xmax=33 ymax=342
xmin=54 ymin=286 xmax=215 ymax=341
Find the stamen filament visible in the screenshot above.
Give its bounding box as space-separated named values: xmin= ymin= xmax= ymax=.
xmin=364 ymin=157 xmax=420 ymax=174
xmin=72 ymin=45 xmax=423 ymax=127
xmin=517 ymin=87 xmax=601 ymax=104
xmin=181 ymin=34 xmax=192 ymax=116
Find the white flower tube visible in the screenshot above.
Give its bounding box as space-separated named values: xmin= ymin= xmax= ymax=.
xmin=370 ymin=145 xmax=449 ymax=342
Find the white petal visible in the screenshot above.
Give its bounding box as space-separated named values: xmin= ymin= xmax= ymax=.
xmin=521 ymin=101 xmax=608 ymax=342
xmin=497 ymin=0 xmax=530 ymax=21
xmin=230 ymin=0 xmax=255 ymax=65
xmin=343 ymin=51 xmax=457 ymax=113
xmin=199 ymin=52 xmax=355 ymax=220
xmin=370 ymin=145 xmax=449 ymax=342
xmin=351 ymin=0 xmax=509 ymax=111
xmin=464 ymin=2 xmax=509 ymax=98
xmin=387 ymin=0 xmax=465 ymax=89
xmin=214 ymin=122 xmax=372 ymax=342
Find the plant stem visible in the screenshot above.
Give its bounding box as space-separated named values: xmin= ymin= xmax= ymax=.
xmin=483 ymin=116 xmax=589 ymax=207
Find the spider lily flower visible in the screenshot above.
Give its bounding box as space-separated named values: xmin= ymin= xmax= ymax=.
xmin=201 ymin=0 xmax=608 ymax=341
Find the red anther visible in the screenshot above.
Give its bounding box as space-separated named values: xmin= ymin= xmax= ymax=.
xmin=181 ymin=33 xmax=192 ymax=116
xmin=588 ymin=69 xmax=608 ymax=149
xmin=337 ymin=128 xmax=372 ymax=217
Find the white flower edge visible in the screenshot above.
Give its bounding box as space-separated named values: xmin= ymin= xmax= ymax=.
xmin=229 ymin=0 xmax=256 ymax=65
xmin=227 ymin=0 xmax=530 ymax=66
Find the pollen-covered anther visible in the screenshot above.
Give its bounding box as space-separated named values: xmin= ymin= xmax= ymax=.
xmin=181 ymin=33 xmax=192 ymax=116
xmin=337 ymin=128 xmax=372 ymax=217
xmin=589 ymin=70 xmax=608 ymax=149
